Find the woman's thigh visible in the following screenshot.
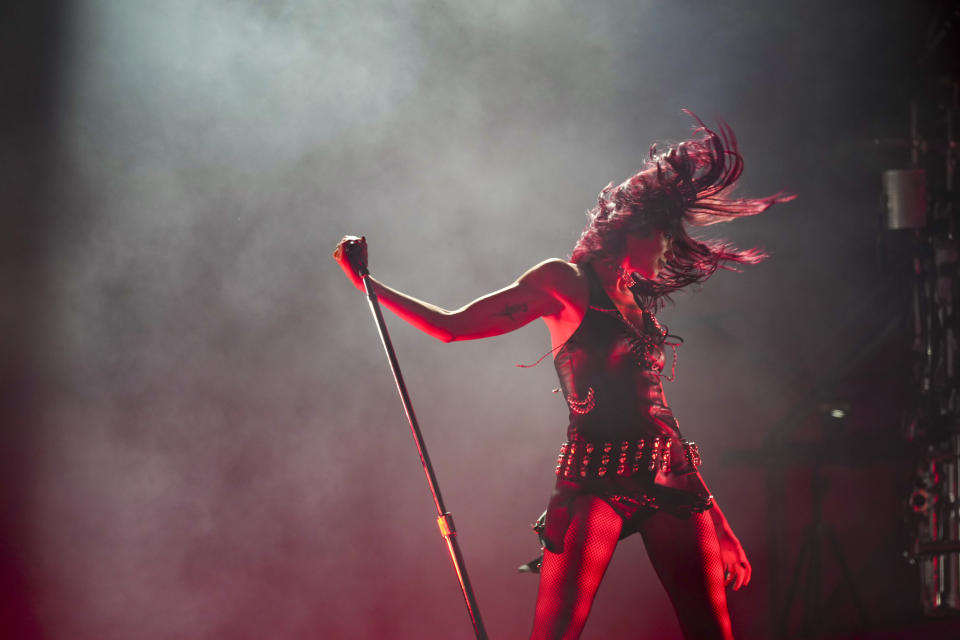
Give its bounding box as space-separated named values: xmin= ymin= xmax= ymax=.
xmin=639 ymin=510 xmax=733 ymax=640
xmin=530 ymin=495 xmax=623 ymax=640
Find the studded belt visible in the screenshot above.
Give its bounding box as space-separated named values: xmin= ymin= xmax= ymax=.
xmin=554 ymin=436 xmax=703 ymax=480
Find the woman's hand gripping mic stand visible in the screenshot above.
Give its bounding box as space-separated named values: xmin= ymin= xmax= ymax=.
xmin=339 ymin=237 xmax=488 ymax=640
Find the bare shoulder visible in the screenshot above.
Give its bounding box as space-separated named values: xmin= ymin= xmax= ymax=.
xmin=518 ymin=259 xmax=585 ymax=293
xmin=519 ymin=258 xmax=584 ymax=289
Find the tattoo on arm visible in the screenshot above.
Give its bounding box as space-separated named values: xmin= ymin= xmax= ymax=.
xmin=496 ymin=303 xmax=529 ymax=321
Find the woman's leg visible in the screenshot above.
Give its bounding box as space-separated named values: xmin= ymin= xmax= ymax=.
xmin=639 ymin=510 xmax=733 ymax=640
xmin=530 ymin=495 xmax=623 ymax=640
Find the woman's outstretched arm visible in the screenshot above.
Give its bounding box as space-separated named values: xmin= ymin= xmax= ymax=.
xmin=333 ymin=235 xmax=577 ymax=343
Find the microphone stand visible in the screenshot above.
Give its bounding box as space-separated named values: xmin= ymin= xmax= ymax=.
xmin=358 ymin=268 xmax=488 ymax=640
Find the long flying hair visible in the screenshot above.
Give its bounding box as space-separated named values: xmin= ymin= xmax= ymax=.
xmin=570 ymin=112 xmax=794 ymax=310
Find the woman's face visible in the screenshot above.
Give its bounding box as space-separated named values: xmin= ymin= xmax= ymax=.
xmin=623 ymin=227 xmax=673 ymax=279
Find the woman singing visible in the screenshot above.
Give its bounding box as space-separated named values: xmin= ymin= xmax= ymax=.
xmin=333 ymin=115 xmax=792 ymax=639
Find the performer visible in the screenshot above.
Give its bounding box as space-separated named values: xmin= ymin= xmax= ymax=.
xmin=333 ymin=115 xmax=792 ymax=639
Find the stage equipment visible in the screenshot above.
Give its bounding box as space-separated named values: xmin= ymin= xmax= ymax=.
xmin=776 ymin=405 xmax=869 ymax=638
xmin=723 ymin=284 xmax=904 ymax=637
xmin=343 ymin=240 xmax=488 ymax=640
xmin=883 ymin=169 xmax=927 ymax=230
xmin=898 ymin=77 xmax=960 ymax=616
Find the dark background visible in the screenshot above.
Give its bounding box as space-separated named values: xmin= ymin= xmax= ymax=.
xmin=2 ymin=1 xmax=956 ymax=638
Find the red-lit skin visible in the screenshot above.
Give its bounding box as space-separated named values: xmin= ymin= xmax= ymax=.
xmin=333 ymin=234 xmax=751 ymax=638
xmin=331 ymin=231 xmax=675 ymax=349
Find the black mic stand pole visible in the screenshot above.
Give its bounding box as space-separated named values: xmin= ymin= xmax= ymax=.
xmin=358 ymin=269 xmax=488 ymax=640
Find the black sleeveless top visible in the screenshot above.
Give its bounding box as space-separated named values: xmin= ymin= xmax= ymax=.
xmin=535 ymin=266 xmax=711 ymax=552
xmin=553 ymin=263 xmax=681 ymax=442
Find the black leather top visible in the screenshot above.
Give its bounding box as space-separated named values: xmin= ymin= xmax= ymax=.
xmin=553 ymin=263 xmax=681 ymax=442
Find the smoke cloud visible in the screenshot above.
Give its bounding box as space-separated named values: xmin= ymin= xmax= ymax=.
xmin=19 ymin=0 xmax=921 ymax=638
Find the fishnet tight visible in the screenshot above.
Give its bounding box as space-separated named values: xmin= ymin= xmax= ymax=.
xmin=530 ymin=496 xmax=732 ymax=640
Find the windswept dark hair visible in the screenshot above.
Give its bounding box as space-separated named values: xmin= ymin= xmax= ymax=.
xmin=571 ymin=111 xmax=794 ymax=310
